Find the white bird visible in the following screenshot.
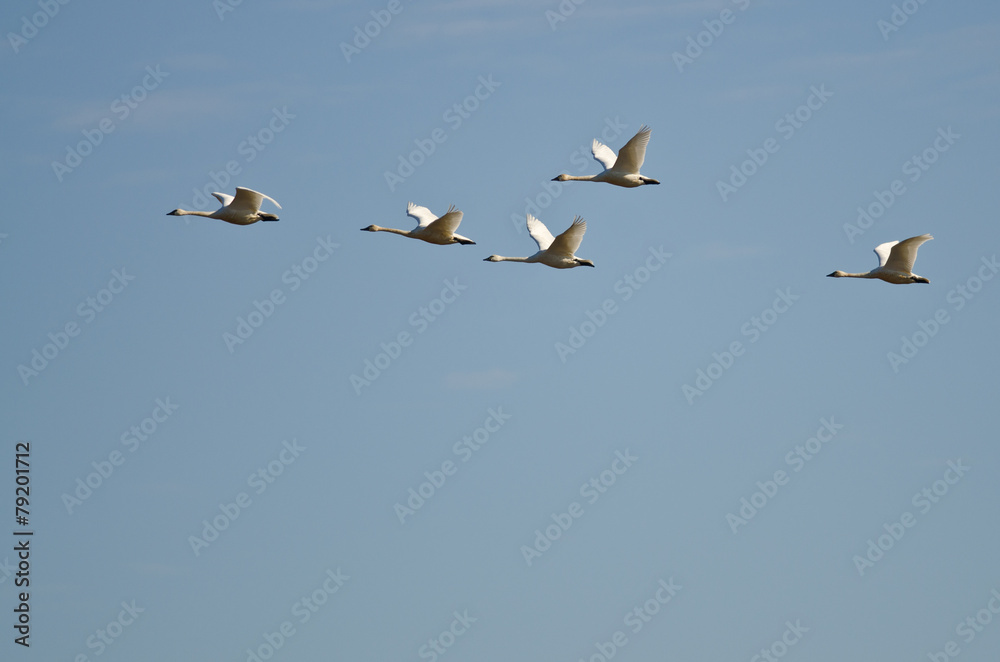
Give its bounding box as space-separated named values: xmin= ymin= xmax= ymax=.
xmin=828 ymin=234 xmax=933 ymax=284
xmin=166 ymin=187 xmax=281 ymax=225
xmin=552 ymin=125 xmax=660 ymax=188
xmin=484 ymin=214 xmax=594 ymax=269
xmin=361 ymin=202 xmax=475 ymax=245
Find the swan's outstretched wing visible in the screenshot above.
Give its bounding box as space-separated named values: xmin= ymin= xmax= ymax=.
xmin=547 ymin=216 xmax=587 ymax=257
xmin=873 ymin=241 xmax=899 ymax=268
xmin=211 ymin=192 xmax=235 ymax=207
xmin=406 ymin=202 xmax=438 ymax=228
xmin=613 ymin=125 xmax=651 ymax=174
xmin=884 ymin=234 xmax=932 ymax=274
xmin=526 ymin=214 xmax=556 ymax=251
xmin=427 ymin=205 xmax=463 ymax=235
xmin=231 ymin=187 xmax=282 ymax=213
xmin=591 ymin=139 xmax=618 ymax=171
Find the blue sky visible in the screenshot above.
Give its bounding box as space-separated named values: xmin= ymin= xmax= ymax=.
xmin=2 ymin=0 xmax=1000 ymax=660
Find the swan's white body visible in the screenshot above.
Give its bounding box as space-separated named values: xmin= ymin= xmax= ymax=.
xmin=484 ymin=215 xmax=594 ymax=269
xmin=828 ymin=234 xmax=933 ymax=284
xmin=167 ymin=187 xmax=281 ymax=225
xmin=361 ymin=202 xmax=475 ymax=245
xmin=552 ymin=125 xmax=660 ymax=188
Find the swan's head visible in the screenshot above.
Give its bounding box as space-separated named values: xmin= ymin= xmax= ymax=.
xmin=911 ymin=276 xmax=930 ymax=284
xmin=166 ymin=209 xmax=182 ymax=216
xmin=551 ymin=174 xmax=570 ymax=182
xmin=360 ymin=224 xmax=381 ymax=232
xmin=826 ymin=271 xmax=846 ymax=278
xmin=258 ymin=213 xmax=280 ymax=222
xmin=483 ymin=255 xmax=502 ymax=262
xmin=575 ymin=259 xmax=595 ymax=268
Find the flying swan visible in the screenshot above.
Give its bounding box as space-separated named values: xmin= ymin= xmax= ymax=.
xmin=361 ymin=202 xmax=475 ymax=245
xmin=552 ymin=125 xmax=660 ymax=188
xmin=166 ymin=187 xmax=281 ymax=225
xmin=827 ymin=234 xmax=933 ymax=284
xmin=484 ymin=214 xmax=594 ymax=269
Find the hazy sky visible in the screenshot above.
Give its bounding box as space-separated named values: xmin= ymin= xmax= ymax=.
xmin=3 ymin=1 xmax=1000 ymax=660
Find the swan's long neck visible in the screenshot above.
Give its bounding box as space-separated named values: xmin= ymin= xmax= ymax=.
xmin=491 ymin=256 xmax=529 ymax=262
xmin=169 ymin=209 xmax=214 ymax=217
xmin=377 ymin=227 xmax=412 ymax=237
xmin=829 ymin=270 xmax=877 ymax=278
xmin=557 ymin=174 xmax=597 ymax=182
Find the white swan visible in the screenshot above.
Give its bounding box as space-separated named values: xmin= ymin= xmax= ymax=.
xmin=484 ymin=215 xmax=594 ymax=269
xmin=361 ymin=202 xmax=475 ymax=245
xmin=166 ymin=187 xmax=281 ymax=225
xmin=828 ymin=234 xmax=933 ymax=284
xmin=552 ymin=125 xmax=660 ymax=188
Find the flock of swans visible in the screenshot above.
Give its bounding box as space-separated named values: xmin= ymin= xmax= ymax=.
xmin=167 ymin=125 xmax=933 ymax=282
